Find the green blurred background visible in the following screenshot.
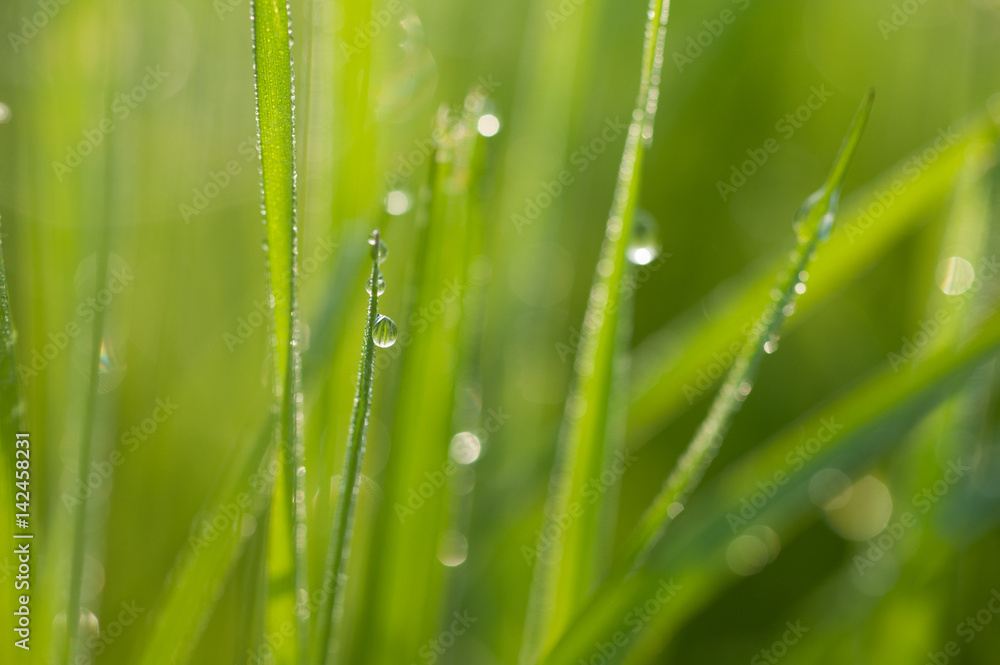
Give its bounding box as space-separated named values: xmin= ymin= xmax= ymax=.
xmin=1 ymin=0 xmax=1000 ymax=663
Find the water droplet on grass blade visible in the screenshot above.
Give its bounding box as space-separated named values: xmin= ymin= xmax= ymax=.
xmin=626 ymin=210 xmax=662 ymax=266
xmin=368 ymin=231 xmax=388 ymax=263
xmin=366 ymin=275 xmax=386 ymax=296
xmin=936 ymin=256 xmax=975 ymax=295
xmin=371 ymin=315 xmax=398 ymax=348
xmin=0 ymin=103 xmax=10 ymax=124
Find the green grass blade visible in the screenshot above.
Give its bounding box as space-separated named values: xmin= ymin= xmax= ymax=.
xmin=542 ymin=293 xmax=1000 ymax=665
xmin=519 ymin=3 xmax=673 ymax=663
xmin=312 ymin=232 xmax=384 ymax=665
xmin=349 ymin=104 xmax=479 ymax=665
xmin=134 ymin=423 xmax=276 ymax=665
xmin=249 ymin=0 xmax=309 ymax=662
xmin=627 ymin=110 xmax=1000 ymax=446
xmin=617 ymin=90 xmax=874 ymax=574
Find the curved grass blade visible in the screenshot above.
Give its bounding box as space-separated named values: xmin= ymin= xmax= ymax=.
xmin=615 ymin=89 xmax=875 ymax=575
xmin=311 ymin=232 xmax=385 ymax=665
xmin=519 ymin=3 xmax=673 ymax=663
xmin=249 ymin=0 xmax=309 ymax=663
xmin=542 ymin=284 xmax=1000 ymax=665
xmin=627 ymin=109 xmax=1000 ymax=446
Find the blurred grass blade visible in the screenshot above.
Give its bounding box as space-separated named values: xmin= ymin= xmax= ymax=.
xmin=312 ymin=232 xmax=384 ymax=665
xmin=627 ymin=109 xmax=1000 ymax=446
xmin=135 ymin=423 xmax=275 ymax=665
xmin=543 ymin=285 xmax=1000 ymax=665
xmin=0 ymin=225 xmax=22 ymax=665
xmin=249 ymin=0 xmax=309 ymax=662
xmin=617 ymin=90 xmax=874 ymax=574
xmin=520 ymin=2 xmax=672 ymax=663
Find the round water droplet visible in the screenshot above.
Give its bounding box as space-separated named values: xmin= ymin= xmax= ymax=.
xmin=936 ymin=256 xmax=975 ymax=296
xmin=0 ymin=102 xmax=10 ymax=124
xmin=450 ymin=432 xmax=481 ymax=465
xmin=385 ymin=190 xmax=412 ymax=216
xmin=477 ymin=113 xmax=501 ymax=137
xmin=368 ymin=231 xmax=388 ymax=263
xmin=371 ymin=315 xmax=398 ymax=348
xmin=763 ymin=339 xmax=779 ymax=354
xmin=366 ymin=275 xmax=386 ymax=296
xmin=437 ymin=530 xmax=468 ymax=567
xmin=794 ymin=282 xmax=807 ymax=295
xmin=667 ymin=502 xmax=684 ymax=519
xmin=626 ymin=210 xmax=662 ymax=266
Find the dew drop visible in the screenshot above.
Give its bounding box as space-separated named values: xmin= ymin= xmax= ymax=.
xmin=667 ymin=502 xmax=684 ymax=519
xmin=368 ymin=231 xmax=388 ymax=263
xmin=626 ymin=210 xmax=662 ymax=266
xmin=794 ymin=282 xmax=807 ymax=295
xmin=936 ymin=256 xmax=975 ymax=296
xmin=477 ymin=113 xmax=501 ymax=137
xmin=450 ymin=432 xmax=481 ymax=465
xmin=763 ymin=339 xmax=779 ymax=354
xmin=0 ymin=102 xmax=10 ymax=124
xmin=385 ymin=190 xmax=411 ymax=216
xmin=437 ymin=530 xmax=468 ymax=567
xmin=366 ymin=275 xmax=386 ymax=296
xmin=371 ymin=315 xmax=398 ymax=348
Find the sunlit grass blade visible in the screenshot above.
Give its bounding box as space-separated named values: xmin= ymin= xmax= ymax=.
xmin=542 ymin=292 xmax=1000 ymax=665
xmin=518 ymin=3 xmax=672 ymax=662
xmin=249 ymin=0 xmax=308 ymax=662
xmin=627 ymin=109 xmax=1000 ymax=446
xmin=616 ymin=89 xmax=874 ymax=575
xmin=312 ymin=231 xmax=385 ymax=665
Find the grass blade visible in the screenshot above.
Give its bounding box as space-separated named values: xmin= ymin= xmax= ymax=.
xmin=519 ymin=2 xmax=673 ymax=663
xmin=542 ymin=279 xmax=1000 ymax=665
xmin=617 ymin=89 xmax=875 ymax=574
xmin=627 ymin=110 xmax=999 ymax=446
xmin=312 ymin=231 xmax=385 ymax=665
xmin=249 ymin=0 xmax=309 ymax=662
